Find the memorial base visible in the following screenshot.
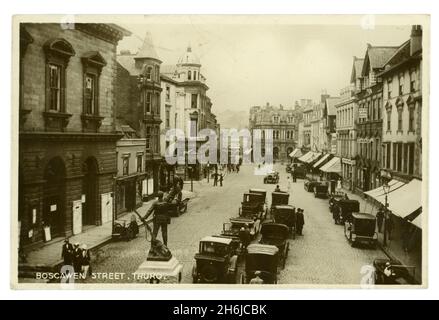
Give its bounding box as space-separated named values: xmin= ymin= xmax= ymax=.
xmin=133 ymin=256 xmax=183 ymax=284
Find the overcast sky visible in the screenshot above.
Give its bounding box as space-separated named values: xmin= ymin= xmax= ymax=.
xmin=118 ymin=17 xmax=412 ymax=125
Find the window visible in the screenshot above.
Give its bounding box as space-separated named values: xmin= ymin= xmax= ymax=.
xmin=165 ymin=108 xmax=170 ymax=128
xmin=123 ymin=157 xmax=129 ymax=176
xmin=155 ymin=92 xmax=160 ymax=114
xmin=48 ymin=64 xmax=62 ymax=111
xmin=377 ymin=98 xmax=381 ymax=120
xmin=375 ymin=139 xmax=380 ymax=161
xmin=188 ymin=70 xmax=192 ymax=80
xmin=166 ymin=86 xmax=170 ymax=101
xmin=154 ymin=127 xmax=160 ymax=153
xmin=392 ymin=142 xmax=397 ymax=170
xmin=145 ymin=126 xmax=151 ymax=151
xmin=154 ymin=65 xmax=160 ymax=82
xmin=137 ymin=154 xmax=143 ymax=172
xmin=191 ymin=94 xmax=197 ymax=108
xmin=387 ymin=78 xmax=392 ymax=99
xmin=399 ymin=74 xmax=404 ymax=96
xmin=194 ymin=71 xmax=197 ymax=80
xmin=403 ymin=144 xmax=408 ymax=173
xmin=387 ymin=109 xmax=391 ymax=131
xmin=386 ymin=143 xmax=391 ymax=169
xmin=84 ymin=73 xmax=97 ymax=114
xmin=146 ymin=66 xmax=152 ymax=80
xmin=397 ymin=109 xmax=403 ymax=132
xmin=408 ymin=106 xmax=415 ymax=132
xmin=410 ymin=69 xmax=416 ymax=92
xmin=145 ymin=92 xmax=152 ymax=113
xmin=408 ymin=143 xmax=415 ymax=175
xmin=397 ymin=143 xmax=403 ymax=172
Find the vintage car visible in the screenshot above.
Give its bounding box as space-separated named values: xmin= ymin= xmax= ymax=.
xmin=259 ymin=223 xmax=290 ymax=269
xmin=271 ymin=191 xmax=289 ymax=208
xmin=304 ymin=179 xmax=321 ymax=192
xmin=291 ymin=164 xmax=307 ymax=179
xmin=271 ymin=205 xmax=296 ymax=238
xmin=221 ymin=217 xmax=261 ymax=240
xmin=373 ymin=258 xmax=417 ymax=285
xmin=240 ymin=243 xmax=279 ymax=284
xmin=249 ymin=188 xmax=267 ymax=203
xmin=192 ymin=236 xmax=239 ymax=284
xmin=328 ymin=191 xmax=345 ymax=211
xmin=239 ymin=192 xmax=266 ymax=219
xmin=344 ymin=212 xmax=377 ymax=247
xmin=263 ymin=171 xmax=280 ymax=184
xmin=313 ymin=183 xmax=329 ymax=198
xmin=332 ymin=199 xmax=360 ymax=225
xmin=167 ymin=198 xmax=190 ymax=217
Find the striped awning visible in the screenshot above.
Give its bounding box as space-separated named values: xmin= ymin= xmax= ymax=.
xmin=320 ymin=156 xmax=341 ymax=173
xmin=313 ymin=153 xmax=331 ymax=168
xmin=289 ymin=148 xmax=303 ymax=158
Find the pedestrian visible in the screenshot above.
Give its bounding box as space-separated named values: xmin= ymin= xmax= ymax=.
xmin=219 ymin=173 xmax=224 ymax=187
xmin=249 ymin=271 xmax=264 ymax=284
xmin=141 ymin=191 xmax=169 ymax=246
xmin=127 ymin=213 xmax=139 ymax=240
xmin=80 ymin=244 xmax=91 ymax=278
xmin=236 ymin=164 xmax=240 ymax=173
xmin=296 ymin=208 xmax=305 ymax=236
xmin=292 ymin=170 xmax=297 ymax=182
xmin=213 ymin=173 xmax=218 ymax=186
xmin=274 ymin=185 xmax=281 ymax=192
xmin=61 ymin=238 xmax=74 ymax=266
xmin=344 ymin=193 xmax=349 ymax=200
xmin=376 ymin=207 xmax=384 ymax=233
xmin=72 ymin=242 xmax=82 ymax=274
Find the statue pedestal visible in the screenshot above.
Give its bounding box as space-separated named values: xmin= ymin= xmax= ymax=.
xmin=133 ymin=256 xmax=183 ymax=284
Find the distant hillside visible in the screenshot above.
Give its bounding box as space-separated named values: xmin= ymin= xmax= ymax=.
xmin=215 ymin=109 xmax=249 ymax=130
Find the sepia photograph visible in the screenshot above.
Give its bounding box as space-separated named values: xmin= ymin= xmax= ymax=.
xmin=11 ymin=14 xmax=429 ymax=289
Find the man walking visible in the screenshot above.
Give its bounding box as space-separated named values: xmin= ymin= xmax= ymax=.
xmin=213 ymin=172 xmax=218 ymax=186
xmin=141 ymin=191 xmax=169 ymax=246
xmin=61 ymin=238 xmax=74 ymax=266
xmin=296 ymin=208 xmax=305 ymax=236
xmin=219 ymin=173 xmax=224 ymax=187
xmin=72 ymin=242 xmax=82 ymax=274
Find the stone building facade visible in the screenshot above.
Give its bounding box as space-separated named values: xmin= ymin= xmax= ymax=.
xmin=249 ymin=103 xmax=297 ymax=162
xmin=18 ymin=23 xmax=130 ymax=245
xmin=380 ymin=26 xmax=423 ymax=181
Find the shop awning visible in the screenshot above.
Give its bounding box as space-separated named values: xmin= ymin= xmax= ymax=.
xmin=301 ymin=152 xmax=322 ymax=164
xmin=313 ymin=153 xmax=331 ymax=168
xmin=385 ymin=179 xmax=422 ymax=218
xmin=320 ymin=156 xmax=341 ymax=173
xmin=410 ymin=214 xmax=422 ymax=229
xmin=289 ymin=148 xmax=303 ymax=158
xmin=365 ymin=179 xmax=422 ymax=219
xmin=298 ymin=151 xmax=313 ymax=162
xmin=364 ymin=179 xmax=406 ymax=202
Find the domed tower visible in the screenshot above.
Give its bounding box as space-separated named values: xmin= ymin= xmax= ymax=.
xmin=177 ymin=45 xmax=202 ymax=82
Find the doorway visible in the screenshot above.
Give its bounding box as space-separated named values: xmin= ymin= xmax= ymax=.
xmin=43 ymin=157 xmax=66 ymax=238
xmin=82 ymin=157 xmax=99 ymax=226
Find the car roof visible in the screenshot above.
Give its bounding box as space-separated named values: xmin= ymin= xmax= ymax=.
xmin=230 ymin=217 xmax=254 ymax=224
xmin=250 ymin=188 xmax=267 ymax=193
xmin=201 ymin=236 xmax=233 ymax=245
xmin=247 ymin=243 xmax=279 ymax=255
xmin=352 ymin=212 xmax=376 ymax=220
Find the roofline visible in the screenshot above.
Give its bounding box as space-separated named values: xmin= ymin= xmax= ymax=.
xmin=377 ymin=54 xmax=422 ymax=77
xmin=108 ymin=23 xmax=132 ymax=37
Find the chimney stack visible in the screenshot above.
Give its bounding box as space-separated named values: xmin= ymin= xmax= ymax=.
xmin=410 ymin=25 xmax=422 ymax=56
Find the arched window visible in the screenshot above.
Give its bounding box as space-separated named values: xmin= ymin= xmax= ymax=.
xmin=194 ymin=71 xmax=197 ymax=80
xmin=188 ymin=70 xmax=192 ymax=80
xmin=146 ymin=66 xmax=152 ymax=80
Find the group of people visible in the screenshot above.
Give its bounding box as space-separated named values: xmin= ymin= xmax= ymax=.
xmin=61 ymin=238 xmax=91 ymax=278
xmin=213 ymin=172 xmax=225 ymax=187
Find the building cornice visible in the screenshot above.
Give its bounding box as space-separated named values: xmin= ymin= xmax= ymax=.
xmin=20 ymin=131 xmax=124 ymax=142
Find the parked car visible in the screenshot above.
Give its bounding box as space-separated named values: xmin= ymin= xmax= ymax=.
xmin=271 ymin=191 xmax=289 ymax=208
xmin=331 ymin=199 xmax=360 ymax=224
xmin=304 ymin=179 xmax=321 ymax=192
xmin=259 ymin=222 xmax=290 ymax=269
xmin=271 ymin=205 xmax=296 ymax=238
xmin=291 ymin=164 xmax=307 ymax=179
xmin=344 ymin=212 xmax=377 ymax=247
xmin=328 ymin=191 xmax=345 ymax=212
xmin=192 ymin=236 xmax=239 ymax=284
xmin=222 ymin=217 xmax=261 ymax=240
xmin=313 ymin=183 xmax=329 ymax=198
xmin=263 ymin=172 xmax=279 ymax=184
xmin=240 ymin=243 xmax=279 ymax=284
xmin=239 ymin=192 xmax=267 ymax=219
xmin=373 ymin=258 xmax=417 ymax=285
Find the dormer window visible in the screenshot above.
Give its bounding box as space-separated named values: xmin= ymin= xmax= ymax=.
xmin=188 ymin=70 xmax=192 ymax=81
xmin=146 ymin=66 xmax=152 ymax=80
xmin=194 ymin=71 xmax=197 ymax=81
xmin=399 ymin=73 xmax=404 ymax=96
